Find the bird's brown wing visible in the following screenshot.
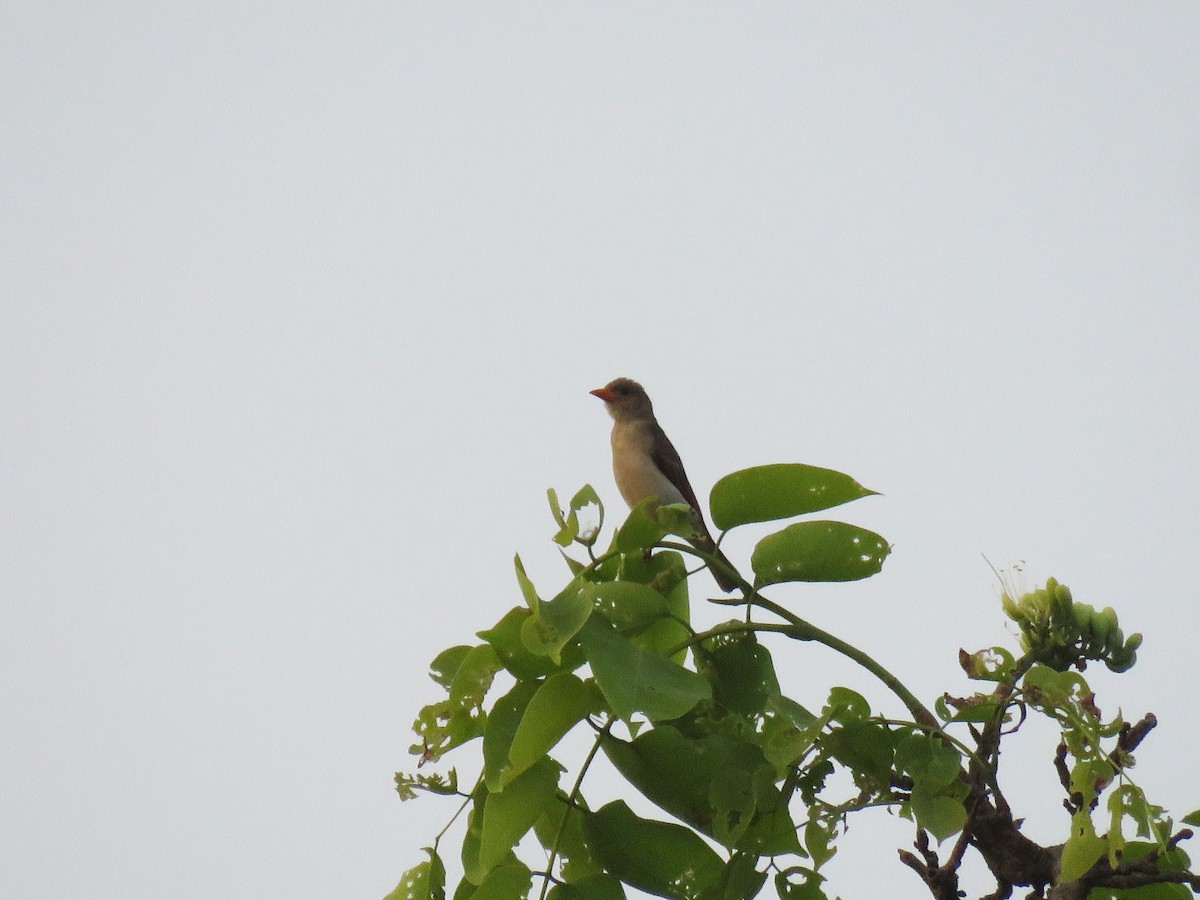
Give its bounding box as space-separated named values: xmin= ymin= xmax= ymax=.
xmin=650 ymin=422 xmax=737 ymax=591
xmin=649 ymin=422 xmax=703 ymax=517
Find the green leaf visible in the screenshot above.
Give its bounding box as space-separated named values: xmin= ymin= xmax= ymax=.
xmin=751 ymin=521 xmax=890 ymax=585
xmin=702 ymin=631 xmax=781 ymax=717
xmin=769 ymin=694 xmax=819 ymax=730
xmin=1087 ymin=842 xmax=1191 ymax=899
xmin=634 ymin=616 xmax=693 ymax=663
xmin=507 ymin=673 xmax=592 ymax=785
xmin=522 ymin=577 xmax=594 ymax=664
xmin=579 ymin=616 xmax=711 ymax=722
xmin=430 ymin=646 xmax=474 ymax=689
xmin=561 ymin=550 xmax=586 ymax=576
xmin=909 ymin=786 xmax=966 ymax=842
xmin=535 ymin=797 xmax=603 ymax=883
xmin=716 ymin=854 xmax=767 ymax=900
xmin=660 ymin=572 xmax=691 ymax=651
xmin=480 ymin=607 xmax=584 ymax=680
xmin=583 ymin=801 xmax=725 ymax=900
xmin=602 ymin=726 xmax=730 ymax=833
xmin=549 ymin=487 xmax=577 ymax=545
xmin=1090 ymin=884 xmax=1190 ymax=900
xmin=824 ymin=722 xmax=894 ymax=786
xmin=1021 ymin=664 xmax=1089 ymax=712
xmin=1073 ymin=759 xmax=1116 ymax=810
xmin=570 ymin=484 xmax=602 ymax=515
xmin=825 ymin=687 xmax=871 ymax=724
xmin=601 ymin=727 xmax=797 ymax=854
xmin=1060 ymin=810 xmax=1107 ymax=882
xmin=935 ymin=693 xmax=1004 ymax=724
xmin=412 ymin=645 xmax=502 ymax=761
xmin=656 ymin=502 xmax=702 ymax=538
xmin=448 ymin=645 xmax=503 ymax=707
xmin=1107 ymin=785 xmax=1131 ymax=866
xmin=385 ymin=848 xmax=446 ymax=900
xmin=761 ymin=696 xmax=822 ymax=770
xmin=804 ymin=817 xmax=836 ymax=869
xmin=600 ymin=554 xmax=692 ymax=663
xmin=482 ymin=680 xmax=539 ymax=791
xmin=549 ymin=485 xmax=604 ymax=547
xmin=1127 ymin=841 xmax=1190 ymax=870
xmin=592 ymin=581 xmax=670 ymax=630
xmin=461 ymin=787 xmax=495 ymax=885
xmin=957 ymin=646 xmax=1016 ymax=683
xmin=612 ymin=547 xmax=687 ymax=593
xmin=775 ymin=868 xmax=830 ymax=900
xmin=895 ymin=733 xmax=962 ymax=788
xmin=1183 ymin=810 xmax=1200 ymax=827
xmin=395 ymin=769 xmax=459 ymax=801
xmin=708 ymin=743 xmax=779 ymax=848
xmin=737 ymin=797 xmax=803 ymax=856
xmin=514 ymin=555 xmax=540 ymax=609
xmin=547 ymin=874 xmax=627 ymax=900
xmin=710 ymin=463 xmax=879 ymax=531
xmin=479 ymin=758 xmax=561 ymax=871
xmin=615 ymin=499 xmax=671 ymax=553
xmin=469 ymin=864 xmax=532 ymax=900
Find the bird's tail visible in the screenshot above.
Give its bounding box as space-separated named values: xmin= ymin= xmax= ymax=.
xmin=692 ymin=533 xmax=739 ymax=592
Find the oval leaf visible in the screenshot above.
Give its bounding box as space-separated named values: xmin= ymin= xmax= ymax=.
xmin=480 ymin=607 xmax=584 ymax=680
xmin=910 ymin=787 xmax=967 ymax=843
xmin=579 ymin=616 xmax=710 ymax=722
xmin=521 ymin=578 xmax=594 ymax=664
xmin=535 ymin=802 xmax=604 ymax=883
xmin=548 ymin=874 xmax=626 ymax=900
xmin=704 ymin=633 xmax=781 ymax=717
xmin=824 ymin=722 xmax=894 ymax=782
xmin=482 ymin=680 xmax=540 ymax=791
xmin=895 ymin=733 xmax=962 ymax=787
xmin=1060 ymin=812 xmax=1107 ymax=882
xmin=470 ymin=864 xmax=533 ymax=900
xmin=429 ymin=646 xmax=474 ymax=689
xmin=615 ymin=500 xmax=670 ymax=553
xmin=507 ymin=673 xmax=592 ymax=784
xmin=592 ymin=582 xmax=670 ymax=629
xmin=385 ymin=847 xmax=446 ymax=900
xmin=710 ymin=464 xmax=878 ymax=531
xmin=751 ymin=520 xmax=890 ymax=585
xmin=513 ymin=554 xmax=540 ymax=609
xmin=716 ymin=854 xmax=767 ymax=900
xmin=593 ymin=580 xmax=690 ymax=661
xmin=479 ymin=758 xmax=561 ymax=871
xmin=601 ymin=727 xmax=732 ymax=833
xmin=583 ymin=801 xmax=724 ymax=900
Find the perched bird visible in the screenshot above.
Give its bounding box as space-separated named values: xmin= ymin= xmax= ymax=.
xmin=590 ymin=377 xmax=738 ymax=592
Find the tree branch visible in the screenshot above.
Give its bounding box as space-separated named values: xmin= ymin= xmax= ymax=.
xmin=660 ymin=539 xmax=939 ymax=727
xmin=897 ymin=830 xmax=964 ymax=900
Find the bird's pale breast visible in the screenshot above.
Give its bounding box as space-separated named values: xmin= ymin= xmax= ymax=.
xmin=610 ymin=420 xmax=687 ymax=509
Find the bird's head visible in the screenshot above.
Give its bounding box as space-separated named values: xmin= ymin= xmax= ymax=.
xmin=590 ymin=377 xmax=654 ymax=421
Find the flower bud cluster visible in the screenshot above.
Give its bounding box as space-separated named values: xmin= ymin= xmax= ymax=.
xmin=1002 ymin=577 xmax=1141 ymax=673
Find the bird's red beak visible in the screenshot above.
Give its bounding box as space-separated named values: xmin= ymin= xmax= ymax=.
xmin=590 ymin=387 xmax=617 ymax=402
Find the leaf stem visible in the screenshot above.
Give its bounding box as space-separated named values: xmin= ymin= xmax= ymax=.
xmin=665 ymin=620 xmax=801 ymax=658
xmin=658 ymin=540 xmax=937 ymax=727
xmin=433 ymin=772 xmax=483 ymax=848
xmin=757 ymin=593 xmax=939 ymax=729
xmin=538 ymin=720 xmax=612 ymax=900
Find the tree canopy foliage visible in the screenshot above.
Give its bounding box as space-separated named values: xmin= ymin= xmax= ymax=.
xmin=392 ymin=464 xmax=1199 ymax=900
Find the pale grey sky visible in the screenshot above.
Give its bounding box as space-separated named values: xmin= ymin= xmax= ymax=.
xmin=3 ymin=5 xmax=1199 ymax=898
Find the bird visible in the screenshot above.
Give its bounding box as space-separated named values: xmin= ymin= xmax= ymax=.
xmin=590 ymin=377 xmax=739 ymax=592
